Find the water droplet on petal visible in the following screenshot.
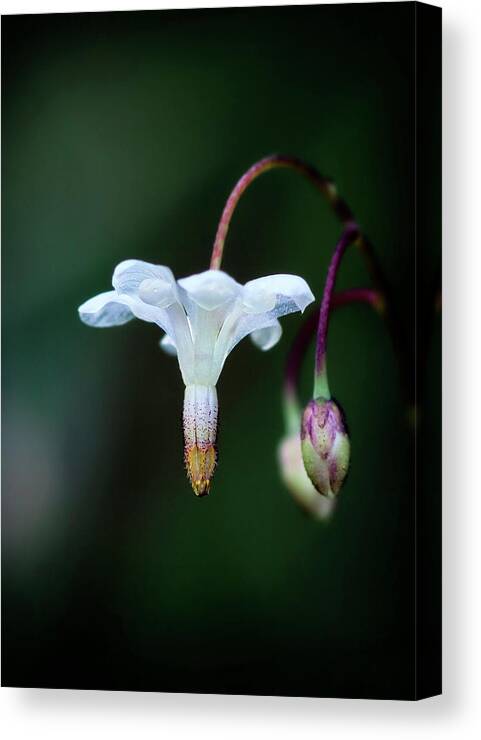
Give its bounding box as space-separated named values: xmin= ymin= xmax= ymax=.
xmin=139 ymin=277 xmax=175 ymax=308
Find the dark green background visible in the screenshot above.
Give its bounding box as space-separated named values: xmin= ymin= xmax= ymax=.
xmin=2 ymin=3 xmax=441 ymax=698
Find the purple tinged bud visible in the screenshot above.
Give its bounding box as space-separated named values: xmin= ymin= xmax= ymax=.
xmin=301 ymin=397 xmax=350 ymax=498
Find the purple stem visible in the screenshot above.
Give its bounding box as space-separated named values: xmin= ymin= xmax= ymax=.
xmin=314 ymin=227 xmax=360 ymax=397
xmin=210 ymin=154 xmax=382 ymax=287
xmin=284 ymin=287 xmax=382 ymax=403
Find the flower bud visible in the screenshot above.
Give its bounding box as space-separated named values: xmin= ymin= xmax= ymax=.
xmin=301 ymin=397 xmax=350 ymax=498
xmin=183 ymin=384 xmax=218 ymax=496
xmin=278 ymin=433 xmax=336 ymax=521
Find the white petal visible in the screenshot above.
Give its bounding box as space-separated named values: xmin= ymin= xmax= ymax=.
xmin=159 ymin=334 xmax=178 ymax=356
xmin=244 ymin=274 xmax=315 ymax=314
xmin=119 ymin=294 xmax=171 ymax=326
xmin=113 ymin=260 xmax=176 ymax=296
xmin=112 ymin=261 xmax=195 ymax=378
xmin=218 ymin=274 xmax=314 ymax=360
xmin=138 ymin=277 xmax=176 ymax=308
xmin=250 ymin=321 xmax=282 ymax=351
xmin=242 ymin=283 xmax=277 ymax=314
xmin=80 ymin=288 xmax=179 ymax=337
xmin=78 ymin=291 xmax=134 ymax=327
xmin=178 ymin=270 xmax=241 ymax=311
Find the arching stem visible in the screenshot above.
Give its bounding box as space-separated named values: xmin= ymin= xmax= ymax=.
xmin=210 ymin=154 xmax=385 ymax=293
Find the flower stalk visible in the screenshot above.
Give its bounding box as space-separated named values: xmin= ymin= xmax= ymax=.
xmin=314 ymin=226 xmax=360 ymax=398
xmin=302 ymin=227 xmax=382 ymax=498
xmin=210 ymin=154 xmax=384 ymax=294
xmin=279 ymin=287 xmax=383 ymax=514
xmin=283 ymin=287 xmax=384 ymax=425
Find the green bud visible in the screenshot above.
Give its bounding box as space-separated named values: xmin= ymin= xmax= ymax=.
xmin=301 ymin=397 xmax=350 ymax=498
xmin=278 ymin=433 xmax=336 ymax=521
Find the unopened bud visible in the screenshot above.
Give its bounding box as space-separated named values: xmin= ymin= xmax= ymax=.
xmin=278 ymin=433 xmax=336 ymax=521
xmin=183 ymin=384 xmax=218 ymax=496
xmin=301 ymin=397 xmax=350 ymax=498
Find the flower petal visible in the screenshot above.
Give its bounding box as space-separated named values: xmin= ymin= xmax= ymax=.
xmin=216 ymin=274 xmax=315 ymax=359
xmin=159 ymin=334 xmax=178 ymax=356
xmin=242 ymin=283 xmax=277 ymax=314
xmin=250 ymin=321 xmax=282 ymax=351
xmin=79 ymin=287 xmax=183 ymax=339
xmin=138 ymin=277 xmax=176 ymax=308
xmin=113 ymin=260 xmax=176 ymax=296
xmin=178 ymin=270 xmax=241 ymax=311
xmin=78 ymin=291 xmax=134 ymax=327
xmin=244 ymin=274 xmax=314 ymax=315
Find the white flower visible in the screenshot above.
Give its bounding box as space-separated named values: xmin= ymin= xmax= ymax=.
xmin=79 ymin=259 xmax=314 ymax=495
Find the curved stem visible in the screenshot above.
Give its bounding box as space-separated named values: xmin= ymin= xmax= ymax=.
xmin=210 ymin=154 xmax=384 ymax=292
xmin=283 ymin=287 xmax=383 ymax=433
xmin=314 ymin=227 xmax=360 ymax=398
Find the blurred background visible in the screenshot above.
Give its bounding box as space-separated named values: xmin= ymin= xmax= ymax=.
xmin=2 ymin=3 xmax=440 ymax=698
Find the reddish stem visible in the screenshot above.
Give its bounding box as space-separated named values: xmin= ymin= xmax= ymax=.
xmin=284 ymin=287 xmax=383 ymax=402
xmin=314 ymin=227 xmax=360 ymax=397
xmin=210 ymin=155 xmax=383 ymax=290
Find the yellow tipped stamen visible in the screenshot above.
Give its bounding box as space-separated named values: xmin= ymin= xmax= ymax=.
xmin=185 ymin=443 xmax=217 ymax=497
